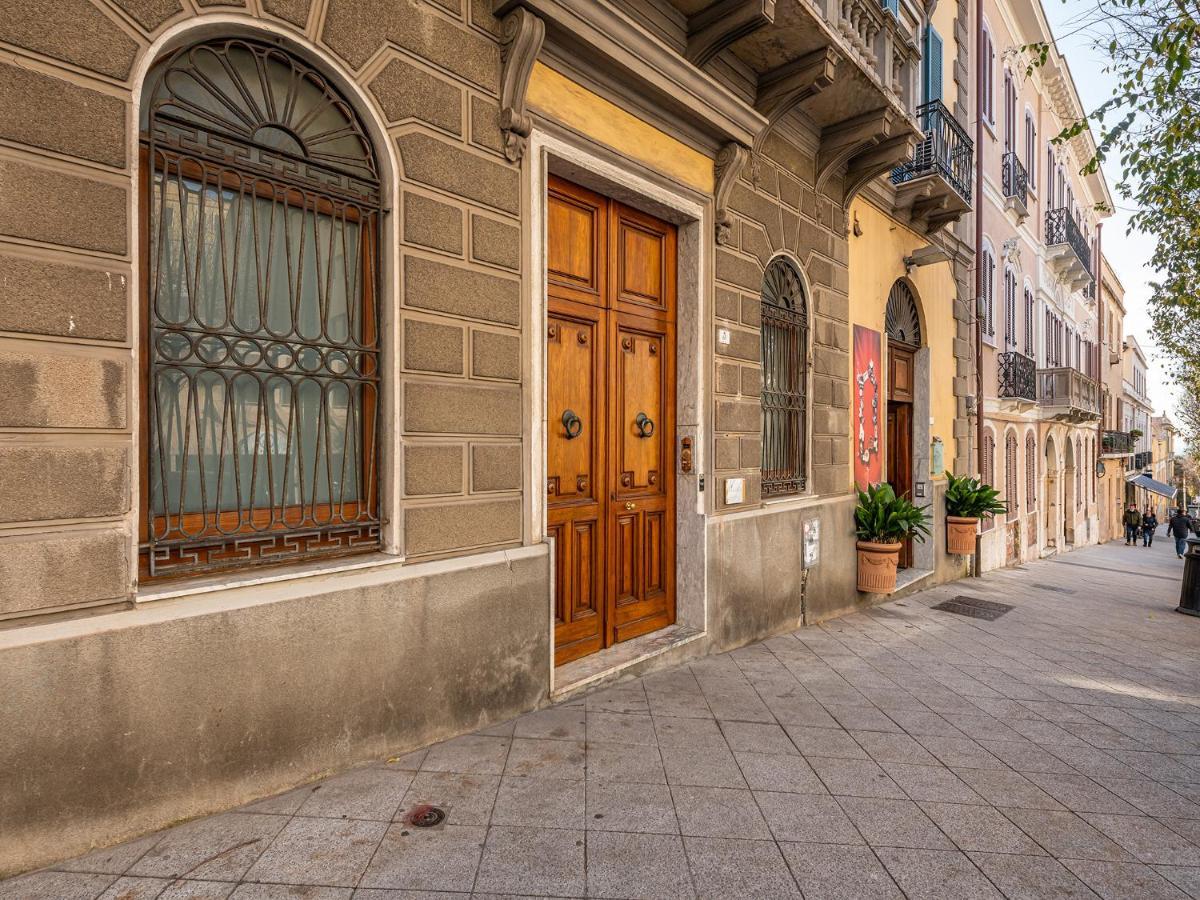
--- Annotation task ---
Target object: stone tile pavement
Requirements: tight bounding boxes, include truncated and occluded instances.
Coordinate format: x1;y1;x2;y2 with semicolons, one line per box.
5;539;1200;899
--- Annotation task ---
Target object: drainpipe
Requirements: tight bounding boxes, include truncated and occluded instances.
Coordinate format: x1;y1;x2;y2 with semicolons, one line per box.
1095;223;1104;449
974;0;984;578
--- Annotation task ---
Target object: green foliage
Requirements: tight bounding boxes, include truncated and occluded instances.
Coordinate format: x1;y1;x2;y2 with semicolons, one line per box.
854;483;931;545
1026;0;1200;404
1130;427;1144;439
943;472;1008;520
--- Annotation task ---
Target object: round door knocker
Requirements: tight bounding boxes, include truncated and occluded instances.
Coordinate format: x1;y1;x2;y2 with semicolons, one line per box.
562;409;583;439
634;412;655;438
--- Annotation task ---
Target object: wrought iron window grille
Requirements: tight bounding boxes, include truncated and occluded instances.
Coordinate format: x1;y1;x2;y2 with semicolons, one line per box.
761;258;809;497
141;38;383;579
998;351;1036;402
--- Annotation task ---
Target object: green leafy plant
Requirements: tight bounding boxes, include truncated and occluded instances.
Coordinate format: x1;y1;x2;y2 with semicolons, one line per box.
943;472;1007;520
854;483;931;545
1130;427;1144;439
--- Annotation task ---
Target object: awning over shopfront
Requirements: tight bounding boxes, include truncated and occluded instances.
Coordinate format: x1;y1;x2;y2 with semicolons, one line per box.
1127;473;1178;500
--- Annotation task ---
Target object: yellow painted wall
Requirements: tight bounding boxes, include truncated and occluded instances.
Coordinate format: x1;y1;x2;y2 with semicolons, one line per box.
847;199;959;487
526;62;714;194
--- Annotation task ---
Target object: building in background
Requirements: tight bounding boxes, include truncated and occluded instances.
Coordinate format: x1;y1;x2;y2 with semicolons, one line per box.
1122;335;1155;503
1097;255;1131;541
1149;415;1179;517
0;0;977;876
975;0;1111;568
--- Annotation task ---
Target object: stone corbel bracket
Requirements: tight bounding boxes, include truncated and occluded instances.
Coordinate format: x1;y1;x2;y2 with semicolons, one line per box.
753;47;840;152
499;7;546;163
687;0;777;68
815;107;919;207
713;141;751;245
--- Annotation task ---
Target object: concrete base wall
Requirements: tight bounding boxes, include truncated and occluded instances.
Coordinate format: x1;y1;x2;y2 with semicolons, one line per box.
0;550;549;877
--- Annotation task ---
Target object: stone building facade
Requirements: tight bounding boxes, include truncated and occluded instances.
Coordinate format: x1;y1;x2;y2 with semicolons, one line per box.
1;0;973;874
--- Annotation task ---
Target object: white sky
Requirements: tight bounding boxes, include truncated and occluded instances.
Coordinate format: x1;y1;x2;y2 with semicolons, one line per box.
1041;0;1179;424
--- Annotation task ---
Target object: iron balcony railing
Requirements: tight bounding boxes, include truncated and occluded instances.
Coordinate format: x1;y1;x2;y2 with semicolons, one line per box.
1102;430;1134;455
998;351;1036;401
1002;151;1028;201
1045;207;1092;276
1037;367;1100;417
1131;451;1152;471
891;100;973;204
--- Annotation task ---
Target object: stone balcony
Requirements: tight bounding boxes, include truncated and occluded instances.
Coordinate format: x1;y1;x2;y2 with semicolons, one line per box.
1045;207;1093;291
890;99;973;233
1037;366;1100;423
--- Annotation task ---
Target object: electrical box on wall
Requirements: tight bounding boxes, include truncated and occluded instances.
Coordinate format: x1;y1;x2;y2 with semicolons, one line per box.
724;477;744;505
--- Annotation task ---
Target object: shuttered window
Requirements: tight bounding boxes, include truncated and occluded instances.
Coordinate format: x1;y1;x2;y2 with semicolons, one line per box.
1023;286;1035;357
1004;267;1018;348
1006;433;1019;515
923;26;944;104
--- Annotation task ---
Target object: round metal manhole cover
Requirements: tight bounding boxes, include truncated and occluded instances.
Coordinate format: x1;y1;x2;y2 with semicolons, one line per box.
406;804;446;828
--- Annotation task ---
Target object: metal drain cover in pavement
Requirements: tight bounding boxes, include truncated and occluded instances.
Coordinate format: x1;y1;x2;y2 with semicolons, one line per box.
405;804;446;827
1031;583;1075;595
931;595;1014;621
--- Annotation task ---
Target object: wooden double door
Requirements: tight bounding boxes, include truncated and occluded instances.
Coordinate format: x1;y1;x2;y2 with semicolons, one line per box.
546;176;676;666
886;342;915;569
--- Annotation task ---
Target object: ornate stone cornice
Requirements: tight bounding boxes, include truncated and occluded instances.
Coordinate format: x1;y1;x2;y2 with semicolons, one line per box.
499;7;546;163
686;0;777;68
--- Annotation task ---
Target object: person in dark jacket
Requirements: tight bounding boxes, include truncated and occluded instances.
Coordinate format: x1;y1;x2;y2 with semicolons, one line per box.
1168;509;1193;558
1124;505;1142;545
1142;508;1158;546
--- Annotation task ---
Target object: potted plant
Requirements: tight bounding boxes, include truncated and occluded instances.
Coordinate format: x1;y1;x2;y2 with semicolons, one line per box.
1130;427;1144;440
943;472;1007;555
854;483;931;593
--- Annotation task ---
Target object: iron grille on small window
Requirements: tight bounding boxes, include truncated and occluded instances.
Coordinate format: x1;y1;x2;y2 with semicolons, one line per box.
141;39;382;579
760;258;808;497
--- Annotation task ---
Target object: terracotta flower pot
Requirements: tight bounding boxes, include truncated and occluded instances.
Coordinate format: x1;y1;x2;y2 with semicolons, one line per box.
946;515;979;555
856;540;901;593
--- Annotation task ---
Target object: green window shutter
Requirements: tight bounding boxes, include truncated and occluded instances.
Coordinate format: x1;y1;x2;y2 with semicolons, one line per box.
923;26;943;104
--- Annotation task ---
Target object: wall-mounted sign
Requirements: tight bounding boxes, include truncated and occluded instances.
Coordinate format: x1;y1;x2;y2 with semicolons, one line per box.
931;436;944;477
803;518;820;568
853;325;882;489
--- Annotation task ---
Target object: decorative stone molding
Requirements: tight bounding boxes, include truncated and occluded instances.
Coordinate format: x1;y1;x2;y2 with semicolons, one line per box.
686;0;777;68
713;141;751;245
499;7;546;163
754;47;840;141
816;107;919;208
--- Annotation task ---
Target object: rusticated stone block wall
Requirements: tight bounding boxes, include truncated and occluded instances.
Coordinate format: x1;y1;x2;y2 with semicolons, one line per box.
0;0;526;620
712;131;852;510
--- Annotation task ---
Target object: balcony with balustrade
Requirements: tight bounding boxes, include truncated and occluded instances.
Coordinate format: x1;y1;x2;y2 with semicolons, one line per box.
1037;367;1100;422
998;350;1037;409
1002;151;1029;222
1045;207;1093;291
890;99;974;233
1101;429;1134;458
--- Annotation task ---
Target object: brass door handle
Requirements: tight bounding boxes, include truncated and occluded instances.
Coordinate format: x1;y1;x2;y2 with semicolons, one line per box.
625;501;636;510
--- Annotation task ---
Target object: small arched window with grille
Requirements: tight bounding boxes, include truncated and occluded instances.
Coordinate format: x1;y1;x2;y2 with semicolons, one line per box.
1005;432;1018;516
140;38;382;579
760;257;809;497
1025;433;1036;509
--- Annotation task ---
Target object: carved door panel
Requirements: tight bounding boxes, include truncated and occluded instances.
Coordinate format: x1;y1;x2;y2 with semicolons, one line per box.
546;176;675;664
547;309;606;665
609;316;675;642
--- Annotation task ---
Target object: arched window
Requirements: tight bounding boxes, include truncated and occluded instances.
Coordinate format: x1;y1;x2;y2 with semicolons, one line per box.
1005;432;1018;516
1025;433;1036;509
1080;439;1089;508
981;241;996;340
1023;283;1035;357
982;430;996;531
1003;267;1017;348
885;279;922;347
760;257;809;497
141;38;382;579
1024;110;1036;189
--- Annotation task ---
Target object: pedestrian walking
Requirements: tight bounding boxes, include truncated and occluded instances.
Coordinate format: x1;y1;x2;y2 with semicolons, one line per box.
1124;504;1142;545
1142;508;1158;546
1168;509;1192;558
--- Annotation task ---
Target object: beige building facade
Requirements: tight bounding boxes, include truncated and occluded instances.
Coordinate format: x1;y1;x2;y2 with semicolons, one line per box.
0;0;981;875
1097;254;1130;542
973;0;1112;569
